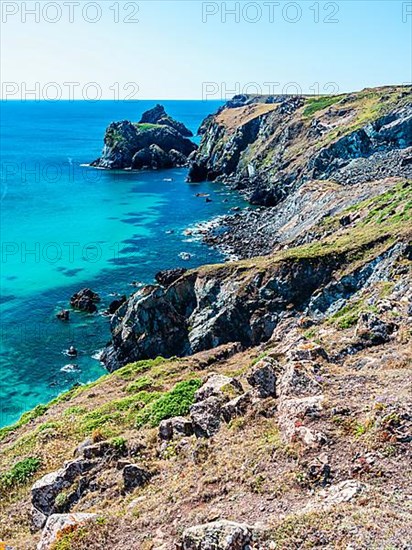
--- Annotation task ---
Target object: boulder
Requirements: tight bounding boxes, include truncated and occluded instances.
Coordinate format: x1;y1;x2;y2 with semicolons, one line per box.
132;144;173;170
169;148;190;166
278;395;324;445
195;375;243;403
190;396;225;438
277;361;321;397
122;464;151;491
288;343;328;362
355;312;396;345
31;469;67;519
158;416;194;441
70;288;100;313
246;359;277;398
181;520;253;550
31;459;97;529
221;392;252;423
320;479;364;506
37;513;97;550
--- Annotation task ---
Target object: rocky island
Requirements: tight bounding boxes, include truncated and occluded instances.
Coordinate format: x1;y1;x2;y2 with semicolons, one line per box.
1;86;411;550
90;104;197;170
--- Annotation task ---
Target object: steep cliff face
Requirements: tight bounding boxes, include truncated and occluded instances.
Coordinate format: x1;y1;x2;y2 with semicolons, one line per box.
1;90;411;550
188;86;412;205
102;181;411;372
90;106;197;170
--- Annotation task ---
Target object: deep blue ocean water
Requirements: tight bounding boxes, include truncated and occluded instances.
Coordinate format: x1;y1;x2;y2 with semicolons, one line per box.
0;100;246;428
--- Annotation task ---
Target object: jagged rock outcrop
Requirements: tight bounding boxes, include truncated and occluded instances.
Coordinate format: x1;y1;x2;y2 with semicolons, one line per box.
140;103;193;137
102;238;409;372
101;254;337;371
70;288;100;313
188;87;412;207
90;105;197;169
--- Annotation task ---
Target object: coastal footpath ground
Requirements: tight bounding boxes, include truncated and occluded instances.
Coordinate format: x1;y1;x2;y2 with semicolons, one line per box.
0;87;411;549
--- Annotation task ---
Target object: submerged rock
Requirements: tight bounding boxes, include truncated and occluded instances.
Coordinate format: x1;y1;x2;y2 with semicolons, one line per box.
107;295;127;315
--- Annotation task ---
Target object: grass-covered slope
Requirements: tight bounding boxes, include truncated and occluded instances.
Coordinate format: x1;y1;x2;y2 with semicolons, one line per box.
188;85;412;208
0;182;411;549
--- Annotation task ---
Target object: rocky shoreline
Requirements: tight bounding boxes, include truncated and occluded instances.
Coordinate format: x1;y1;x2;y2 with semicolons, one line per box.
1;86;411;550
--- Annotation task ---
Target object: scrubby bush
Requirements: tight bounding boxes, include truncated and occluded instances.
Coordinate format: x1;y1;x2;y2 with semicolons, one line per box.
135;379;202;427
0;456;41;489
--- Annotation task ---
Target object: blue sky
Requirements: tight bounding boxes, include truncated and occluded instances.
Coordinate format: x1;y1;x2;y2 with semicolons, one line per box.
1;0;411;99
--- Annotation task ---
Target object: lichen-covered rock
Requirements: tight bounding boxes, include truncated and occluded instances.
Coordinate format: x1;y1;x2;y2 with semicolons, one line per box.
278;395;324;446
37;513;97;550
246;359;277;398
221;392;252;423
195;374;243;402
31;459;97;529
31;469;67;521
277;361;321;397
288;342;328;362
101;252;339;371
190;396;225;438
158;416;194;441
188;88;411;209
181;520;253;550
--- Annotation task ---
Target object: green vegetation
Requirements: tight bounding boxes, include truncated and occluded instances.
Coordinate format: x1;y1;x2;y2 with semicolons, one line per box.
135;379;202;428
0;456;41;490
303;95;343;117
55;491;69;509
126;375;154;393
327;297;378;330
0;404;49;441
135;123;163;131
114;357;168;381
109;436;127;453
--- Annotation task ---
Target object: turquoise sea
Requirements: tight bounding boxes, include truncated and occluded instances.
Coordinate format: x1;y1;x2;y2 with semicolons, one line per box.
0;100;246;428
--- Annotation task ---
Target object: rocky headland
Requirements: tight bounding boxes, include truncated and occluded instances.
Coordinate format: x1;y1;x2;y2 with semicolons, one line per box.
1;86;411;550
189;85;412;258
90;104;197;170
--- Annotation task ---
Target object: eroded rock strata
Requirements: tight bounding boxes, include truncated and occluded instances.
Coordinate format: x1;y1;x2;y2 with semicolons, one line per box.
0;87;411;550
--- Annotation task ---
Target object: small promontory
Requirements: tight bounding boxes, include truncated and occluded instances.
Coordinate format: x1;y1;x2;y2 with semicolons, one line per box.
90;104;197;170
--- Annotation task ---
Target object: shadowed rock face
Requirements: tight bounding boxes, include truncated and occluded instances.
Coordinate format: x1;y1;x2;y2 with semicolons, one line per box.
188;86;412;205
101;235;410;372
90;105;197;169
